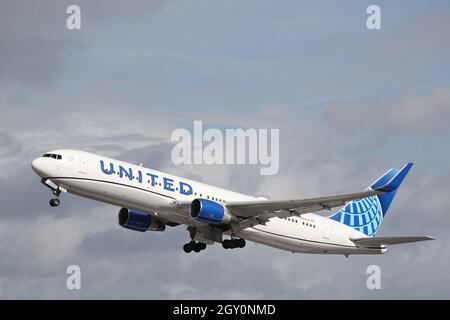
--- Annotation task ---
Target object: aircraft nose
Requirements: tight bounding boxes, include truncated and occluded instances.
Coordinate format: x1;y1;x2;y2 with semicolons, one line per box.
31;158;46;177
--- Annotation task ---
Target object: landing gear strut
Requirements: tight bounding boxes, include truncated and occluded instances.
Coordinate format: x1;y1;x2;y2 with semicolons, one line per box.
222;238;246;249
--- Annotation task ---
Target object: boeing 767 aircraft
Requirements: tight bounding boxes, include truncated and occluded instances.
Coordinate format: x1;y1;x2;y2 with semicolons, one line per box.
31;150;433;255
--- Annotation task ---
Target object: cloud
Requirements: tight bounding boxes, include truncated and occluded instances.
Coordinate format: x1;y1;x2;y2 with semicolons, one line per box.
0;130;21;157
366;11;450;68
325;87;450;137
0;0;164;91
0;1;80;90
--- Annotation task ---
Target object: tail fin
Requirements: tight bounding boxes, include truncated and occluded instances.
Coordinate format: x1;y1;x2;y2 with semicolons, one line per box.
329;163;413;237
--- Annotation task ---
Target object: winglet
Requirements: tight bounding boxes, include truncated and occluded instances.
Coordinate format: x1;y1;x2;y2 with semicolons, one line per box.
374;163;414;192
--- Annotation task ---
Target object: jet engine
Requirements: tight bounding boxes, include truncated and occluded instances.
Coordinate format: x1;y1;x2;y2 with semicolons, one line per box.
118;208;166;232
190;198;235;224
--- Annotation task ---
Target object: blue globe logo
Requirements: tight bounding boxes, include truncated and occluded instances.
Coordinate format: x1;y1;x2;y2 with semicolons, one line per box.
333;195;383;237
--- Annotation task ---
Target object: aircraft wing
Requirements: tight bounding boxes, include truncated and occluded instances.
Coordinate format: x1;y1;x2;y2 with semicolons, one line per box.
226;189;384;230
226;164;413;230
171;174;403;230
350;236;434;246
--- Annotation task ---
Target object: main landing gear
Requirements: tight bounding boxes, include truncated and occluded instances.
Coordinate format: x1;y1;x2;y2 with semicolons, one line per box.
183;241;207;253
222;238;246;249
183;227;208;253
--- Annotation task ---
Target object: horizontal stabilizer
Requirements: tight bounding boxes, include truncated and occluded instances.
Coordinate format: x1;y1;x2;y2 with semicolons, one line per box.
351;236;434;246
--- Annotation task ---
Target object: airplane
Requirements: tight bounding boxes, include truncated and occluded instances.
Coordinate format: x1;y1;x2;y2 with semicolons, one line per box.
31;149;433;255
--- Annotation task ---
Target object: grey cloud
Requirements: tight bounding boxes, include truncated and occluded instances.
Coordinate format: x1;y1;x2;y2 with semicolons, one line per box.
400;168;450;228
0;0;164;90
0;1;80;90
0;130;22;155
367;11;450;68
80;226;186;256
118;143;175;170
325;87;450;137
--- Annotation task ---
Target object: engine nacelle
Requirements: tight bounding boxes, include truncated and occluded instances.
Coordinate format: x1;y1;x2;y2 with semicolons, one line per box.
118;208;166;232
190;198;235;224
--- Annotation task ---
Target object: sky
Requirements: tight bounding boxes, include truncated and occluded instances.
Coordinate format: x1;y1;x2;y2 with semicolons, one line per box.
1;0;450;299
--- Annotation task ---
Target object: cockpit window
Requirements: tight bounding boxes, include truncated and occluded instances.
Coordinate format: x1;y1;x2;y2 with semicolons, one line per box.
43;153;62;160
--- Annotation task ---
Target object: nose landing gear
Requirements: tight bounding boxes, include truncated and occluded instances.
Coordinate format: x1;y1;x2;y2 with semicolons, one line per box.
41;179;62;208
49;187;62;207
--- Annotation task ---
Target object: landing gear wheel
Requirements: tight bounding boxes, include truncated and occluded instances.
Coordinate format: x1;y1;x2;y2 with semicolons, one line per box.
222;239;245;249
183;243;192;253
49;198;60;207
222;240;231;249
183;241;206;253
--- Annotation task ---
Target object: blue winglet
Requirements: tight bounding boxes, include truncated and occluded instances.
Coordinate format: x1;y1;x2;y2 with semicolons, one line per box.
374;163;414;192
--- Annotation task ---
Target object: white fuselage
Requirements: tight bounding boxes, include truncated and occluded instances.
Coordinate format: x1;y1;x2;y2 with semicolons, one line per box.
31;150;386;255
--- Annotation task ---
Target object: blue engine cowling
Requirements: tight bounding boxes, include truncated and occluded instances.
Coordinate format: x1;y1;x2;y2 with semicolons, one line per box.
190;199;234;224
118;208;165;232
